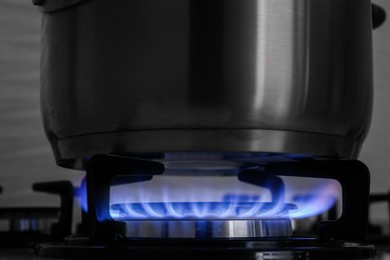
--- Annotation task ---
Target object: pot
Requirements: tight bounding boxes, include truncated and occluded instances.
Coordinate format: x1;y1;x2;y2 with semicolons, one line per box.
38;0;373;169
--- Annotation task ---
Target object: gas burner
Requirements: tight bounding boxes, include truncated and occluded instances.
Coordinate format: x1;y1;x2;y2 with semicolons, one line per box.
111;202;295;238
34;154;375;259
82;155;370;240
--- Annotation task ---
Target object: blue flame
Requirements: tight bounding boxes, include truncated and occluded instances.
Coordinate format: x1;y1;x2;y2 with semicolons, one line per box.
67;172;342;222
77;177;88;212
110;202;295;220
289;180;340;219
290;194;337;219
108;176;340;221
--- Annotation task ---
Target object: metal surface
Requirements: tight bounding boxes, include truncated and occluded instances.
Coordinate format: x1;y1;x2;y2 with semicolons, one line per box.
35;239;376;260
39;0;373;169
124;219;292;238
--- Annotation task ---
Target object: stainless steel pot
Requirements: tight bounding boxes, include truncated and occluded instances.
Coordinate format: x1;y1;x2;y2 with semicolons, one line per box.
37;0;373;169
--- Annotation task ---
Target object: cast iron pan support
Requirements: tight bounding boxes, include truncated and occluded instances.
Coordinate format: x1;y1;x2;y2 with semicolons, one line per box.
87;156;368;241
33;181;74;239
238;171;285;205
368;191;390;235
240;160;369;241
86;154;164;240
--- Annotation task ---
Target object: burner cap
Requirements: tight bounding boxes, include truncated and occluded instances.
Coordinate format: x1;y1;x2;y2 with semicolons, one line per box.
110;202;296;238
123;219;293;238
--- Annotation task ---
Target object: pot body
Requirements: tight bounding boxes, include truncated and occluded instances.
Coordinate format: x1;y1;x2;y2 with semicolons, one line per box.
40;0;373;169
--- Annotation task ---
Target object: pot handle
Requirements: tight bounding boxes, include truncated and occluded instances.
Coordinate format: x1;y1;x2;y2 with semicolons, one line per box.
373;3;386;29
32;0;90;13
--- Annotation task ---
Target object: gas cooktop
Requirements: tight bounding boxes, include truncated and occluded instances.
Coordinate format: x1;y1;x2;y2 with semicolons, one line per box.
2;154;387;260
